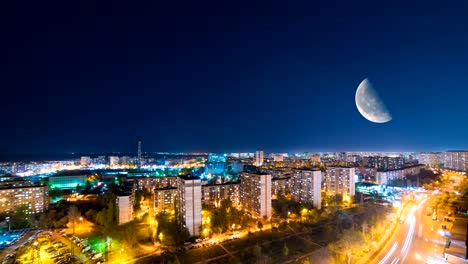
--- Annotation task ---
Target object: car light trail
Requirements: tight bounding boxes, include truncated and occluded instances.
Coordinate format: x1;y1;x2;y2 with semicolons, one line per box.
401;216;416;254
378;242;398;264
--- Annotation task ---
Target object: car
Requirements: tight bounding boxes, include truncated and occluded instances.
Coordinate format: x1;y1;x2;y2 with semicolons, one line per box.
92;253;103;260
45;247;55;253
49;252;61;258
82;246;91;252
56;259;68;264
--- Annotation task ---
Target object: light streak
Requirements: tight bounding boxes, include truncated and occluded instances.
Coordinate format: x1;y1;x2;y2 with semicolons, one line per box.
401;216;416;254
378;242;398;264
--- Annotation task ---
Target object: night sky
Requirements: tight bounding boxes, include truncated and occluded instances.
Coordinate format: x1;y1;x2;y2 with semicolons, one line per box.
3;1;468;155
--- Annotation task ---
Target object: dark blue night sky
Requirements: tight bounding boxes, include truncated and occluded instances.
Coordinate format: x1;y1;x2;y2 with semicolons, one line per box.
2;1;468;154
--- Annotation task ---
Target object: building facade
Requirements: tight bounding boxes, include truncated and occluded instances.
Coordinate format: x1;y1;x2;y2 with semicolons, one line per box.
255;150;264;166
201;182;240;206
48;174;88;190
444;151;468;172
375;164;425;185
0;177;48;214
116;194;134;225
240;172;272;218
418;152;443;168
291;169;322;209
80;156;92;167
131;176;178;192
271;177;291;198
323;167;355;197
109;156;120;167
176;176;202;236
364;156;405;171
154;187;177;213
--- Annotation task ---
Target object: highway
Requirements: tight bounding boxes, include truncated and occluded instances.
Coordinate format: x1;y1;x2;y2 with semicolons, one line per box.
372;195;447;264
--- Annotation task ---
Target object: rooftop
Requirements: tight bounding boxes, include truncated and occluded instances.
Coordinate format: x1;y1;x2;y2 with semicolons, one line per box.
178;175;200;181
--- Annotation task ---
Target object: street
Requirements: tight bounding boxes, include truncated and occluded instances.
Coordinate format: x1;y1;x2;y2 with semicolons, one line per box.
372;195;449;264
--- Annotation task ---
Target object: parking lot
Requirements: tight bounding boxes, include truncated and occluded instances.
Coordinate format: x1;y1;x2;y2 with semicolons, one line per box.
1;229;106;264
57;230;106;263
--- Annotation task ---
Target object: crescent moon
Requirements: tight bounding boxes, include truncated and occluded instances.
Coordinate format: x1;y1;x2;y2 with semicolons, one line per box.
355;78;392;123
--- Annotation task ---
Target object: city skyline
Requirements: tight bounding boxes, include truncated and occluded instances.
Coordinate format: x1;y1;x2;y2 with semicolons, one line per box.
3;2;468;154
3;2;468;264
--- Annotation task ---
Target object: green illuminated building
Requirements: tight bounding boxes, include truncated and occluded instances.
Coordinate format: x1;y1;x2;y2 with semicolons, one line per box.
49;174;87;190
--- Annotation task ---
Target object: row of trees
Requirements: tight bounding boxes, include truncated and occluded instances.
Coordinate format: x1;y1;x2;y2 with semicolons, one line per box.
272;194;322;220
202;199;252;235
325;204;389;264
156;212;189;245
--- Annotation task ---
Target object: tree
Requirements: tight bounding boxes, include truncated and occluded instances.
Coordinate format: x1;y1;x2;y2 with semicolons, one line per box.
11;205;31;230
38;213;50;229
68;205;80;234
257;221;263;230
156;212;188;245
84;180;92;193
134;190;142;212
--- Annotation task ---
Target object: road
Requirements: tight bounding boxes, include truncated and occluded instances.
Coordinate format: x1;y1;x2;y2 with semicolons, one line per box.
372;195;447;264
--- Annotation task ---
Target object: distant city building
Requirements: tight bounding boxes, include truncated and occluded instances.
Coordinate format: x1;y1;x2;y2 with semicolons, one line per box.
291;169;322;209
176;176;202;236
364;156;405;171
94;156;106;165
208;153;228;163
204;162;227;175
230;161;244;173
48;172;88;190
240;172;272;218
80;156;92;167
354;167;377;182
131;176;178;192
444;151;468;172
375;164;425;185
309;154;321;163
201;182;240;206
338;152;347;162
271;177;291;198
0;176;48;214
346;155;362;163
120;156;130;166
255;150;264;166
109;156;120;167
154;187;177;213
418;152;442;168
138;140;142;168
116;194;134;225
273;154;284;162
323;167;355;197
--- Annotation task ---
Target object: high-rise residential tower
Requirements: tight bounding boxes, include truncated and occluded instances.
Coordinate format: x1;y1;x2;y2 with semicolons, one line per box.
291;169;322;209
255;150;264;166
176;175;202;236
240;172;272;218
137;140;142;168
323;167;355;197
444;151;468;172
